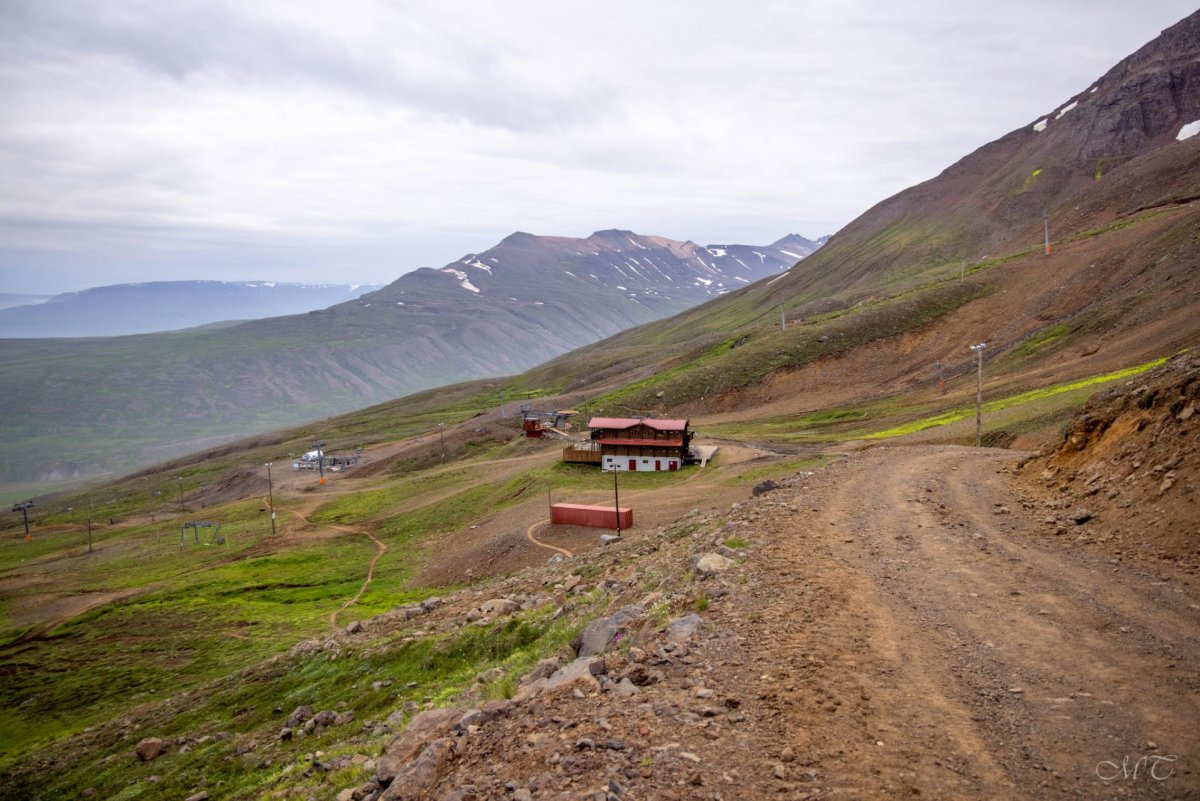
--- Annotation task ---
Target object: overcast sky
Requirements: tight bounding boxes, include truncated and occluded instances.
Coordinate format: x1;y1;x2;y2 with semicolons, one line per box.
1;1;1195;294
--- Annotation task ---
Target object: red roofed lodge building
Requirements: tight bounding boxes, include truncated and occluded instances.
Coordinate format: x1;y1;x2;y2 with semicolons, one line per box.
582;417;692;472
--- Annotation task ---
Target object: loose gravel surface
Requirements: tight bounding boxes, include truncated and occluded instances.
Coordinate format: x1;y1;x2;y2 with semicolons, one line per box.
703;444;1199;799
401;444;1198;800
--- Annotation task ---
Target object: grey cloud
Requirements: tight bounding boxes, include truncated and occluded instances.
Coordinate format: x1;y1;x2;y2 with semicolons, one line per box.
3;1;1198;296
0;0;614;133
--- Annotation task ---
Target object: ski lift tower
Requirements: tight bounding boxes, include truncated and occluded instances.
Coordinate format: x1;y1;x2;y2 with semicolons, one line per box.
11;500;33;539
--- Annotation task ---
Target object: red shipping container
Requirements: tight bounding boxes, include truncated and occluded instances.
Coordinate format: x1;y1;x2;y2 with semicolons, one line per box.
550;503;632;530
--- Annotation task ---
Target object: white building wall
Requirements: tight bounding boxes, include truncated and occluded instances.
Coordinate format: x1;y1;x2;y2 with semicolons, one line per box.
601;455;680;472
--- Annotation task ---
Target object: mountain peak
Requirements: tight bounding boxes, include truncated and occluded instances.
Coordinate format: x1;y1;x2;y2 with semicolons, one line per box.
770;233;829;249
1015;9;1200;169
498;231;540;245
586;228;642;245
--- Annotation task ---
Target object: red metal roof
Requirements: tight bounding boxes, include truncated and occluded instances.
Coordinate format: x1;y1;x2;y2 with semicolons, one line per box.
588;417;689;431
598;438;684;447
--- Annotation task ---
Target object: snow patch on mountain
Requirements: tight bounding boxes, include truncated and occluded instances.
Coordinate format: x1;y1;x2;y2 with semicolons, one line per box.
1177;119;1200;141
441;268;481;293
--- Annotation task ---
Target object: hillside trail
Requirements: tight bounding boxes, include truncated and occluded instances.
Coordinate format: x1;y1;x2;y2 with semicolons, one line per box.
694;444;1199;799
327;520;387;631
271;503;387;632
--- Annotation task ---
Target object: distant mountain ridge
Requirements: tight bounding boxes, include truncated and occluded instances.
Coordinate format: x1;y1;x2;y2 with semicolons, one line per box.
366;229;814;314
0;293;51;311
0;281;381;338
0;230;820;485
769;234;830;260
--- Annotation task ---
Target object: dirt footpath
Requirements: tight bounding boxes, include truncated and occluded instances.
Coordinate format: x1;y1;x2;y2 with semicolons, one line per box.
703;444;1199;799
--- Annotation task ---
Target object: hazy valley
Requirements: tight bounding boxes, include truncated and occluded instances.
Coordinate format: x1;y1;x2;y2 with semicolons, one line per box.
0;282;383;339
0;233;816;493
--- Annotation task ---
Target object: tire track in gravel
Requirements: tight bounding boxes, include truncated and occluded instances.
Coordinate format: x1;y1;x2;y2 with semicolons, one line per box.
717;444;1199;799
806;445;1200;799
772;448;1013;798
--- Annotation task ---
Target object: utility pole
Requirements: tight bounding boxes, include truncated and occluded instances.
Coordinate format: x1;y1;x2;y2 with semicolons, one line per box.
313;440;327;484
11;500;33;540
265;462;277;537
969;343;988;446
438;423;446;460
176;477;185;515
1043;210;1052;255
612;466;622;538
780;303;786;331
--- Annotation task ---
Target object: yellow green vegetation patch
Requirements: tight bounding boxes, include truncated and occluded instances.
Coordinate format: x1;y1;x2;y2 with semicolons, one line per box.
1012;323;1070;359
858;356;1169;440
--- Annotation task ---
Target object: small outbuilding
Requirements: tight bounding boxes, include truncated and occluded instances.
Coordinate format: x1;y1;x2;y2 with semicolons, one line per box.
550;502;632;530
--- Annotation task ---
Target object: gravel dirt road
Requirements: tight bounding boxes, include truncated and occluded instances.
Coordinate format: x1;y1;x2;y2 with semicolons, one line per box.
405;443;1198;801
710;444;1199;799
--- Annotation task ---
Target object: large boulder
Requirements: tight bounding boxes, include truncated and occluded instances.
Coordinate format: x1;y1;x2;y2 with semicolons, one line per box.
752;480;779;496
286;704;314;728
667;614;704;643
480;598;520;616
379;738;457;801
376;707;465;783
693;553;734;576
577;617;619;657
542;657;607;696
526;657;561;682
575;605;643;657
135;737;164;761
466;598;521;622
